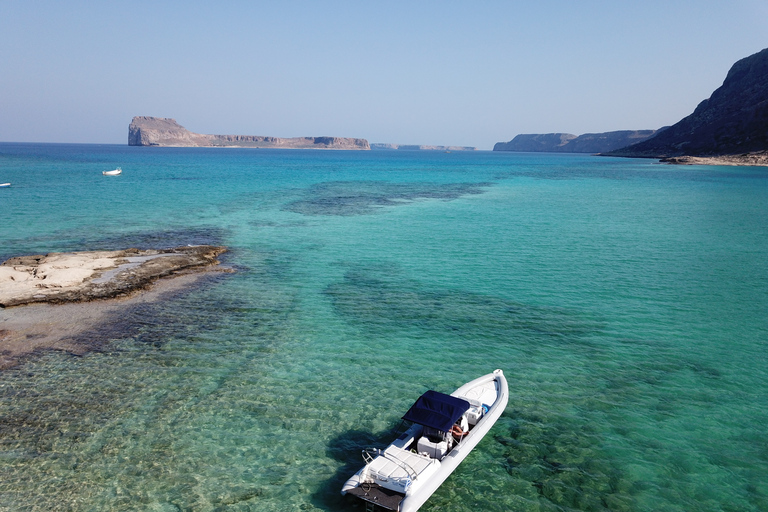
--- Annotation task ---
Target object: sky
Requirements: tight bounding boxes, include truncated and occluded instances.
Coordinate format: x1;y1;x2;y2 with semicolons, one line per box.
1;1;767;149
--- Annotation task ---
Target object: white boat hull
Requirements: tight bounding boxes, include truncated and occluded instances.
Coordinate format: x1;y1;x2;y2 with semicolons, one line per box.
103;168;122;176
342;369;508;512
0;183;10;187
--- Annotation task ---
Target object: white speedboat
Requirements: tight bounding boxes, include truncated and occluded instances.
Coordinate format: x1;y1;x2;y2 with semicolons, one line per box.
0;183;10;187
341;369;508;512
103;167;122;176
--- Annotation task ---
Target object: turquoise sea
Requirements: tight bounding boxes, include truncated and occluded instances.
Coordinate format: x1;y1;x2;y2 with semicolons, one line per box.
0;143;766;512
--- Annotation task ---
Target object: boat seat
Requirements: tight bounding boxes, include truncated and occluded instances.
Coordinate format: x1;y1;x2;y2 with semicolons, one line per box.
366;445;435;493
417;435;449;459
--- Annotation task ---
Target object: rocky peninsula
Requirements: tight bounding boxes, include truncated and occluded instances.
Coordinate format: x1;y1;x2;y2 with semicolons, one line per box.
128;117;370;150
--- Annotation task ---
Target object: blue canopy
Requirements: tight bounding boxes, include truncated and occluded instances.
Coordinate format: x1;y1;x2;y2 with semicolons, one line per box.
402;390;471;432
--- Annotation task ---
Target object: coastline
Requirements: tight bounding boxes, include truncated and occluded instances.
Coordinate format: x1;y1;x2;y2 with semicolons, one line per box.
0;268;229;370
659;152;768;167
0;245;226;308
0;246;230;370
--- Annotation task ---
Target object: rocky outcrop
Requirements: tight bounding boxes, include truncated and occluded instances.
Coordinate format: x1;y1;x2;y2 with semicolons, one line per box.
0;245;227;308
128;116;211;146
607;47;768;158
493;130;657;153
128;117;370;150
371;143;476;151
658;152;768;166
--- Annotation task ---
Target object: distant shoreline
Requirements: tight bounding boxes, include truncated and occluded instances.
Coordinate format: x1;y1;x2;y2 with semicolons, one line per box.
601;152;768;167
657;152;768;167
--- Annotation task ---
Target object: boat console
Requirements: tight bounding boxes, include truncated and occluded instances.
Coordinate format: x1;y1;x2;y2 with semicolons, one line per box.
462;398;486;426
417;431;449;459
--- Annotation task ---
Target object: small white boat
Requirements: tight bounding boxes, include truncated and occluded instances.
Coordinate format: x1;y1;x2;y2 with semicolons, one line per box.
341;369;508;512
103;167;122;176
0;183;10;187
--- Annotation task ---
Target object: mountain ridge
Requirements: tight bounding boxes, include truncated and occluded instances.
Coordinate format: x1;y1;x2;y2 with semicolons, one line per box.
607;47;768;158
493;130;657;153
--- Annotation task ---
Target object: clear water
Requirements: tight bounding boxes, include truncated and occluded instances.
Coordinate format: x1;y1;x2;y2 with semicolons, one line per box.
1;143;767;511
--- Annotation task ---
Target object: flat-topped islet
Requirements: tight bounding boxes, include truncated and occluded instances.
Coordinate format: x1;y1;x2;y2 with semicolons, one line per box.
128;117;370;150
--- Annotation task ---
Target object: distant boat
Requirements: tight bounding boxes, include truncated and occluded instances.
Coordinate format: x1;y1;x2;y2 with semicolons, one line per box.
103;168;122;176
0;183;10;187
342;369;508;512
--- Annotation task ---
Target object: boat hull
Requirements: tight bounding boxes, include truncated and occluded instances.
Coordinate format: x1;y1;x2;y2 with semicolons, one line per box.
342;369;508;512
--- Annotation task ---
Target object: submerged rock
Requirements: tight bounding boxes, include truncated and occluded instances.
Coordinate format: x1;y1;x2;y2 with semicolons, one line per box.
0;245;227;308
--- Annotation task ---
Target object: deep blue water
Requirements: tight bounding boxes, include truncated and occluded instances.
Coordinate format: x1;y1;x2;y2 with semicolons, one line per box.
1;143;767;511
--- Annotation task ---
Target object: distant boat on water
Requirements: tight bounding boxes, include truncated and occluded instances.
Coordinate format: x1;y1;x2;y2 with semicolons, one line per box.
0;183;10;187
103;168;122;176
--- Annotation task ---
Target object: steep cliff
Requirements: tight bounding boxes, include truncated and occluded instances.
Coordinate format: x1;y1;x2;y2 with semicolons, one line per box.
608;47;768;157
128;117;370;150
494;131;656;153
128;117;210;146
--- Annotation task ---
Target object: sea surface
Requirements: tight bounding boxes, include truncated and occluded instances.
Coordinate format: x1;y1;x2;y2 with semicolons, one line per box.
0;143;766;512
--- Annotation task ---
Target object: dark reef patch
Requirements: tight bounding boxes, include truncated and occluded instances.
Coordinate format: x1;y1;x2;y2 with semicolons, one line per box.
0;227;230;265
493;411;636;511
284;181;491;216
82;227;229;252
323;263;602;348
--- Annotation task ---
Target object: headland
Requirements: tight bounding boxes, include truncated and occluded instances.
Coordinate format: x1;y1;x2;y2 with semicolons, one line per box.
604;47;768;164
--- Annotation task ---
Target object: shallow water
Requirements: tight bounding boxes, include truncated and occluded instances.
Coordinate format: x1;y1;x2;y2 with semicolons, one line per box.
1;144;767;511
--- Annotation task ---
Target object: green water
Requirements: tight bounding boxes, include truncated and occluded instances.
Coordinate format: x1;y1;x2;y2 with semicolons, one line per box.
0;145;766;511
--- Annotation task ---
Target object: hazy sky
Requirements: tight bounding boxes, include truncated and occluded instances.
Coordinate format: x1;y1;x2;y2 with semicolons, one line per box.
2;1;767;149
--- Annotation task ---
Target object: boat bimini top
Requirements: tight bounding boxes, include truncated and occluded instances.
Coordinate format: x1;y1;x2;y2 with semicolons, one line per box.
402;390;470;432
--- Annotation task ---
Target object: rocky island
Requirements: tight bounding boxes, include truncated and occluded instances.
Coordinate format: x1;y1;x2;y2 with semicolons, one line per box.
128;117;370;150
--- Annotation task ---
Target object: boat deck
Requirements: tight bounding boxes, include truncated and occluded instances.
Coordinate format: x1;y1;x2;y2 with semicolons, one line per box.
457;379;497;404
345;482;404;511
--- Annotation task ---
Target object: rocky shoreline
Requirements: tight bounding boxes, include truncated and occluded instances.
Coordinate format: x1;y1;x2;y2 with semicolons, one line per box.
659;152;768;167
0;245;229;370
0;245;227;308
